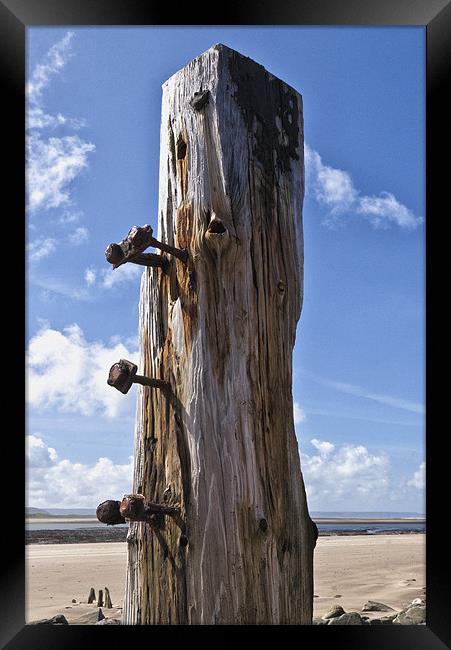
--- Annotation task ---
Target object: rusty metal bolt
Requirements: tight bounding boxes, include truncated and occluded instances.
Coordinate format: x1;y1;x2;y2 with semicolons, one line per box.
105;243;125;267
97;493;181;528
119;494;180;522
119;494;147;521
96;500;126;526
107;359;169;395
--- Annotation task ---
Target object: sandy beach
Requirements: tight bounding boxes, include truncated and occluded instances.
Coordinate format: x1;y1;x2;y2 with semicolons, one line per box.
26;533;425;623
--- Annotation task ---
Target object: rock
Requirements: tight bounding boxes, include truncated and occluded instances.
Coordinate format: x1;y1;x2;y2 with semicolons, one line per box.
29;614;69;625
73;608;106;624
312;617;329;625
327;612;363;625
322;605;345;620
411;598;425;606
380;614;397;624
393;604;426;625
72;599;77;603
334;594;342;598
97;618;121;625
362;600;395;612
369;616;395;625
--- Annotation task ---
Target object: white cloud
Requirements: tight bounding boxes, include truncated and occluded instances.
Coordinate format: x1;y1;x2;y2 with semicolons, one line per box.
58;210;81;225
26;434;58;467
301;438;389;508
314;375;424;415
26;33;95;218
82;263;142;290
85;267;97;286
27;237;57;262
293;401;306;424
27;133;95;212
26;32;85;133
68;226;89;245
26;323;139;418
100;264;142;289
27;106;86;131
304;144;422;230
26;435;134;508
27;32;74;106
408;462;425;490
310;438;334;456
305;145;357;213
357;192;422;230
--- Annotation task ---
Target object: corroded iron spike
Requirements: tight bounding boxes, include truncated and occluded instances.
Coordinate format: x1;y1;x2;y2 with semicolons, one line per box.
119;494;147;521
127;252;170;272
107;359;169;395
119;494;180;522
107;359;137;394
105;243;125;268
148;236;189;264
96;500;126;526
105;223;188;269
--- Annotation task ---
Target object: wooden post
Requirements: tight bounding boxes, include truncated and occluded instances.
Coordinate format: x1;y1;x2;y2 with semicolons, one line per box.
123;43;314;625
105;587;113;609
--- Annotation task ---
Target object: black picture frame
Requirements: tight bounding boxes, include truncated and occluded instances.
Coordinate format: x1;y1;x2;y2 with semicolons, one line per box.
3;1;449;648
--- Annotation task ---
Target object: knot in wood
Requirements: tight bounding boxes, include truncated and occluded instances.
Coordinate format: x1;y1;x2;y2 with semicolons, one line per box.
204;212;230;253
277;280;286;294
189;89;210;111
258;517;268;532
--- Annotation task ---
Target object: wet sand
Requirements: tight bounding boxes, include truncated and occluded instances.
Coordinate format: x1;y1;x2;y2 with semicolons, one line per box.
26;533;425;623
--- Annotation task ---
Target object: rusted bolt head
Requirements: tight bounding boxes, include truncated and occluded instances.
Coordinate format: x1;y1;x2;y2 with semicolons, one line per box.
105;243;124;267
127;224;152;248
96;500;126;526
119;494;147;521
107;359;138;394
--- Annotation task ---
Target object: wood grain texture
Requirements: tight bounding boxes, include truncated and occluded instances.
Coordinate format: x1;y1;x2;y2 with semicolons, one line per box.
123;44;314;625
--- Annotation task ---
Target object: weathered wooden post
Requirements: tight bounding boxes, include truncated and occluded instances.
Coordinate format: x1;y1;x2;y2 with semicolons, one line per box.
121;43;314;624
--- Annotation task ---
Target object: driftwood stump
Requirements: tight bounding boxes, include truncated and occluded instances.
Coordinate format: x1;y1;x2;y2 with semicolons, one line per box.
123;43;314;625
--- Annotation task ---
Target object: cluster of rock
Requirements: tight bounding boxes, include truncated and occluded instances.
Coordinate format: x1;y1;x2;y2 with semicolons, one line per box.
29;608;122;625
313;598;426;625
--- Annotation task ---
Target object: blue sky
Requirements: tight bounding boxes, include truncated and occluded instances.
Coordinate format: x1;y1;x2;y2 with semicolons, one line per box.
26;27;425;512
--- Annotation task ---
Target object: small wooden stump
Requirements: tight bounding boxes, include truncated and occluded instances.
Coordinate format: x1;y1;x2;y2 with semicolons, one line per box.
97;589;104;608
105;587;113;609
87;587;96;604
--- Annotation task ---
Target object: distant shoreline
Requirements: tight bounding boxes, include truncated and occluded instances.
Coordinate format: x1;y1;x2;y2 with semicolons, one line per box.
26;527;425;545
26;516;426;525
